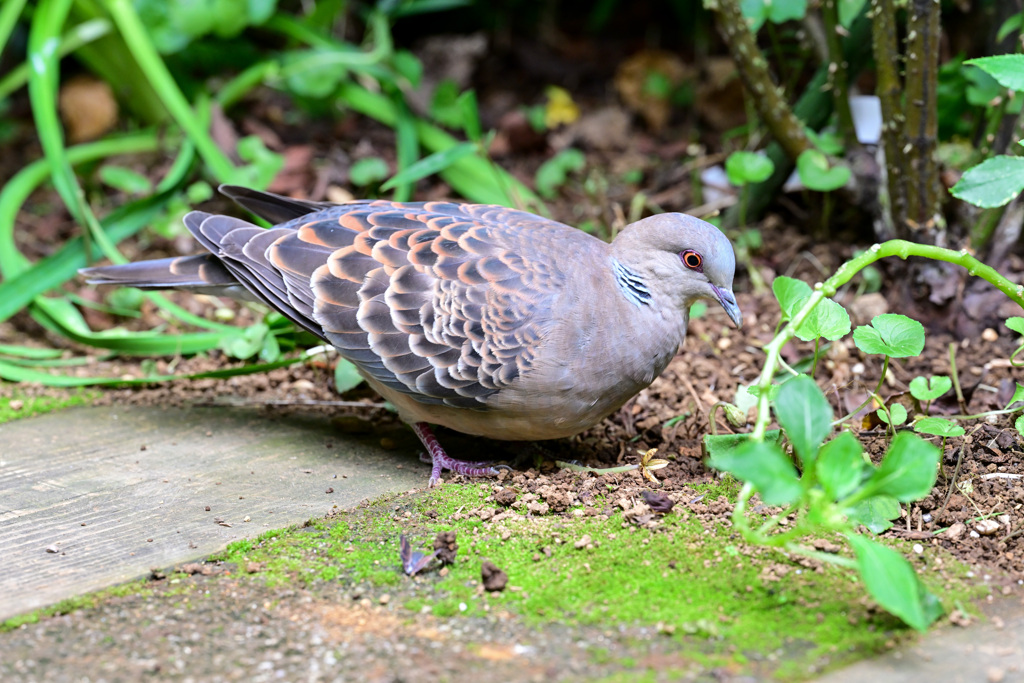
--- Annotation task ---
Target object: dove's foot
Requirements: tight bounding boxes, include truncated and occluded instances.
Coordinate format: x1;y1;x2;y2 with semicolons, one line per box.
412;422;508;487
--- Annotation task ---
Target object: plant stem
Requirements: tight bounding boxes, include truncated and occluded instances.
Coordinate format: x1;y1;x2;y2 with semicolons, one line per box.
949;342;967;412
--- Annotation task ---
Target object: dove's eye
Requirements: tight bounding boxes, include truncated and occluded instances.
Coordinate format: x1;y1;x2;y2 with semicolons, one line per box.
681;250;703;272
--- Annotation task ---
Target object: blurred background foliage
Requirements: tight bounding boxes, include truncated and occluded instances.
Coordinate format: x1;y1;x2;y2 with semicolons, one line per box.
0;0;1022;385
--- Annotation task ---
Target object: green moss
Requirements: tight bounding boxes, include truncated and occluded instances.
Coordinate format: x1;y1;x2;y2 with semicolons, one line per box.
1;579;151;632
207;482;981;679
0;389;98;424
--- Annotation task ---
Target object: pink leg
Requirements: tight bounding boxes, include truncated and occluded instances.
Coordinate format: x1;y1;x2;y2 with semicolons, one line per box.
411;422;506;487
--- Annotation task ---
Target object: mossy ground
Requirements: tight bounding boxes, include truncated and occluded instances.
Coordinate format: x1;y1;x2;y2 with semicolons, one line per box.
0;388;97;424
209;481;985;680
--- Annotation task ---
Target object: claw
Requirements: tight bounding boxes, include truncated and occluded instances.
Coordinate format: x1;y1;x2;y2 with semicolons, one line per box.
411;422;510;486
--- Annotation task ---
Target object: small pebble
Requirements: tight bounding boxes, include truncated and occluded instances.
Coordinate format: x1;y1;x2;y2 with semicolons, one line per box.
379;594;390;605
912;543;923;555
975;519;1000;536
9;399;23;411
981;328;998;342
574;534;592;550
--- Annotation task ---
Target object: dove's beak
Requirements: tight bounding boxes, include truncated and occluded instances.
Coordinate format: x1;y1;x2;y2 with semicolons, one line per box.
712;285;743;328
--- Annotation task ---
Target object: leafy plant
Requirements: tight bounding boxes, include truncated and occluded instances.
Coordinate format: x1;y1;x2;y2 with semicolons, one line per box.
704;239;1024;631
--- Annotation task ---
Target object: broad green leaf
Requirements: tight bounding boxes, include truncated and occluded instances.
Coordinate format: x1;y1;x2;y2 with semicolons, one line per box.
334;359;365;394
283;49;348;98
816;431;865;500
706;439;801;506
774;375;833;467
909;375;952;402
847;494;901;533
391;50;423;88
852;314;926;358
772;276;812;321
795;296;852;342
535;148;586;198
1016;414;1024;438
767;0;807;23
951;155;1024;208
381;142;476;191
350;157;390;187
997;13;1024;43
1006;317;1024;336
846;534;942;632
99;165;153;194
429;78;463;128
866;433;940;502
796;149;850;192
965;54;1024;92
1007;383;1024;410
838;0;867;27
876;403;908;426
702;430;784;460
458;90;482;142
739;0;768;32
219;323;270;360
725;151;775;186
913;417;965;438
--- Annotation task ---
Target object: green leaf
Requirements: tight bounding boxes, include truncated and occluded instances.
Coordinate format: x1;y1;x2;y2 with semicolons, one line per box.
950;155;1024;208
350;157;390;187
838;0;868;27
866;433;940;502
796;149;851;192
702;430;784;460
99;165;153;194
1007;383;1024;410
1006;317;1024;336
429;78;463;128
380;142;476;191
846;534;942;632
909;375;952;402
847;495;901;533
816;431;866;500
767;0;807;23
334;359;365;394
876;403;907;426
458;90;482;142
1015;414;1024;438
997;13;1024;43
965;54;1024;92
219;323;270;360
535;148;586;199
283;49;348;99
738;0;768;32
913;417;965;438
852;314;926;358
725;151;775;186
772;276;813;321
795;296;852;342
706;439;801;506
774;375;833;467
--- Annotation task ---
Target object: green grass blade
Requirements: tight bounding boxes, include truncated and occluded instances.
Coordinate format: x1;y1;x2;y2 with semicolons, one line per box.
104;0;237;181
0;344;65;360
0;355;304;387
0;189;169;324
380;141;476;191
0;131;160;279
0;17;111;101
0;0;27;58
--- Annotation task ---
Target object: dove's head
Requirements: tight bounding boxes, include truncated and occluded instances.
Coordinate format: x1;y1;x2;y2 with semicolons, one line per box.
611;213;742;328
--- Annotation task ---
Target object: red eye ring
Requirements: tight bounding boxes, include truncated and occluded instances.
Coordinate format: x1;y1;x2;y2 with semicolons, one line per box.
681;250;703;271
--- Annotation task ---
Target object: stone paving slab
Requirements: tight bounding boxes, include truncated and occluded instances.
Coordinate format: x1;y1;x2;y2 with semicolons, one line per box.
814;596;1024;683
0;406;423;621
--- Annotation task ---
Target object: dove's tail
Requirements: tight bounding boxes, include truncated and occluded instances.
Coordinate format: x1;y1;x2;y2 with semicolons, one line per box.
78;252;254;299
